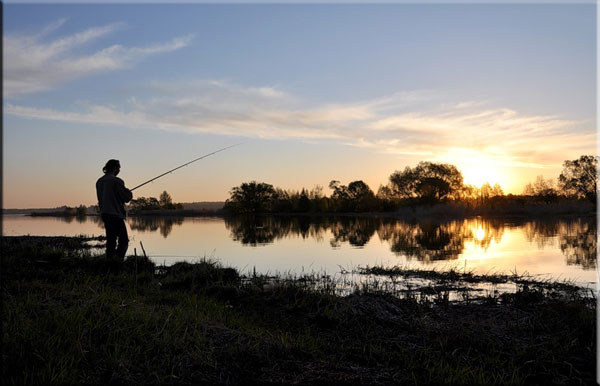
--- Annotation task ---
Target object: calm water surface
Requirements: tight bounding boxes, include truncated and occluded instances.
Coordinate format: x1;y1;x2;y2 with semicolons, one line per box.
3;214;597;287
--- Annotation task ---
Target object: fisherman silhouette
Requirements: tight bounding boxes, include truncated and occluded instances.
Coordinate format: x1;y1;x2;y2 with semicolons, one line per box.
96;159;133;259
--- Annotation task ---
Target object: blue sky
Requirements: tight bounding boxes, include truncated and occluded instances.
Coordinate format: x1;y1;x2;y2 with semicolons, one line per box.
3;3;596;207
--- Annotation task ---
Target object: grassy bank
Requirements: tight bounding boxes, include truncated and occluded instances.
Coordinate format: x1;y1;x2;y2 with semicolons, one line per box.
2;236;596;385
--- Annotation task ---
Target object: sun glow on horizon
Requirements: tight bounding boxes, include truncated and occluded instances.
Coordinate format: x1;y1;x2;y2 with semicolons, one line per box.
441;148;509;190
461;163;504;188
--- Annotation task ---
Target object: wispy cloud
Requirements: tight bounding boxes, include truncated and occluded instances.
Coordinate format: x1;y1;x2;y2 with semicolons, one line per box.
357;106;593;168
5;79;595;169
4;20;193;97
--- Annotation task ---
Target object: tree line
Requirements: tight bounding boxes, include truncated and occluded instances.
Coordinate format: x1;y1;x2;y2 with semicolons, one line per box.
128;191;184;212
224;155;598;214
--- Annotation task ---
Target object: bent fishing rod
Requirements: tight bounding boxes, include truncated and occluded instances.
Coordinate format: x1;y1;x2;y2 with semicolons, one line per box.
130;143;242;192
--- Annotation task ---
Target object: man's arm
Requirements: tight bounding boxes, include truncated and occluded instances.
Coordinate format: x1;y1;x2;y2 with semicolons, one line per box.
117;179;133;203
123;187;133;203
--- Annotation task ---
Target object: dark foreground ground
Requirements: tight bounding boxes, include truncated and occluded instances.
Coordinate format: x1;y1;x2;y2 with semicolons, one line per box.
2;236;596;385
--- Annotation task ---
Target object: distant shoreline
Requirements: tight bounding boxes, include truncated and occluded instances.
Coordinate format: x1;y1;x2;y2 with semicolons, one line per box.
2;201;226;216
5;198;596;219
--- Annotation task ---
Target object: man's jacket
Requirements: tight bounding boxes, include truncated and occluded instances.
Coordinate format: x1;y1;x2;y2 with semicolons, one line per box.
96;174;133;219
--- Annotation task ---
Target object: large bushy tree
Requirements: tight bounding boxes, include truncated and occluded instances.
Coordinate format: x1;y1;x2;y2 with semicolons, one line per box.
388;162;464;202
558;155;598;203
225;181;278;213
329;180;376;212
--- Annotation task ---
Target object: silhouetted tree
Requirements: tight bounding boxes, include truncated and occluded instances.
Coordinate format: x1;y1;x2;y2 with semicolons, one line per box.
329;180;348;200
329;180;350;211
60;206;76;216
480;182;493;200
376;184;394;200
309;185;329;212
386;167;417;199
558;155;598;203
347;180;376;211
388;162;464;203
459;184;478;200
75;205;87;217
298;189;311;212
225;181;278;213
492;183;504;197
417;177;451;202
329;180;376;212
523;176;558;203
376;184;397;210
159;191;174;209
129;193;182;212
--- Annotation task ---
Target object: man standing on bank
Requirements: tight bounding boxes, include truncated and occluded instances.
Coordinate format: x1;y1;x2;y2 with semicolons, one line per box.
96;159;133;259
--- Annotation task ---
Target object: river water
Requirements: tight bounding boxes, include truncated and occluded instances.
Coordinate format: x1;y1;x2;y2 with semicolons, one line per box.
3;214;597;287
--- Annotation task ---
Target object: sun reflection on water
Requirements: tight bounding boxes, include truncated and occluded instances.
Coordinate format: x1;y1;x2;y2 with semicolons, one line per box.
475;227;485;241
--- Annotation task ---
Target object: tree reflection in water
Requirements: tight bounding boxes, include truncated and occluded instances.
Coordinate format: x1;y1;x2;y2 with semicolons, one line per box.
127;216;185;238
519;217;596;270
559;219;596;270
329;217;379;248
87;216;103;226
224;215;597;269
468;218;505;251
225;216;284;246
60;215;596;269
224;216;332;246
522;220;561;249
377;220;470;262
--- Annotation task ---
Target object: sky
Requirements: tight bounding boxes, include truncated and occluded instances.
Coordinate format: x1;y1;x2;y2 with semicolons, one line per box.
3;3;596;208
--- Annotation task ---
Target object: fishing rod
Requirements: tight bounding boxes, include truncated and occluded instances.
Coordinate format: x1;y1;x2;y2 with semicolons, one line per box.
130;143;242;191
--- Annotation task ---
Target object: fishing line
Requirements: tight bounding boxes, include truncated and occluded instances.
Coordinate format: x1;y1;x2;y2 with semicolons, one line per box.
130;143;243;191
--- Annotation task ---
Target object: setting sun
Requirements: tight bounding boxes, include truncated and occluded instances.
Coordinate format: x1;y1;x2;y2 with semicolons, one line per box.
441;148;507;189
461;164;503;187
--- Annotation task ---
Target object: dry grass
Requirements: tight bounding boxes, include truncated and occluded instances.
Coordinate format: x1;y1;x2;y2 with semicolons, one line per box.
2;236;596;385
